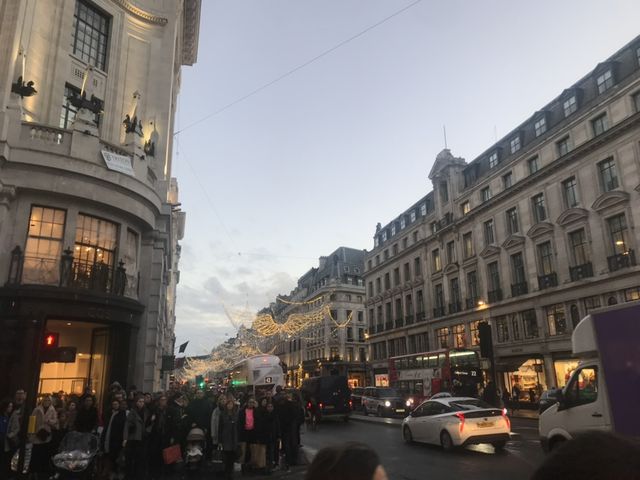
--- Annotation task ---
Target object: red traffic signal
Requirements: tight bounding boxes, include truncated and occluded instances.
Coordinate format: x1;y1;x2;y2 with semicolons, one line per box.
43;332;59;348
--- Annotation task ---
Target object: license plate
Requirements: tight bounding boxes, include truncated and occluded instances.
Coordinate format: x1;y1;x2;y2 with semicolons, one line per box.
477;421;494;428
323;405;334;409
395;409;405;413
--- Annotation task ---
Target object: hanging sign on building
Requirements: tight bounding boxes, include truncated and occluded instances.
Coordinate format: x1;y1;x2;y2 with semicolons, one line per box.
101;150;135;176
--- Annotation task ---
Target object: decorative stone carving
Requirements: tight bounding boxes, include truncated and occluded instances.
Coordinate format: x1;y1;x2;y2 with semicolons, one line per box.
527;222;554;239
502;234;526;250
591;191;629;213
556;208;589;227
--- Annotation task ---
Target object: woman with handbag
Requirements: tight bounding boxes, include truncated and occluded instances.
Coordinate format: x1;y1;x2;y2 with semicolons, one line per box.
217;397;239;480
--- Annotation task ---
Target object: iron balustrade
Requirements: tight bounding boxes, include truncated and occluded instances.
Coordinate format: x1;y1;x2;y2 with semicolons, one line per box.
488;289;503;303
448;302;462;314
511;282;529;297
569;262;593;281
433;306;446;318
6;246;131;297
607;250;636;272
538;272;558;290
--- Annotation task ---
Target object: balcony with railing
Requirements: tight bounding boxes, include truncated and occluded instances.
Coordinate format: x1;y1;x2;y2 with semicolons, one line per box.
395;317;404;328
538;272;558;290
415;311;426;322
608;250;636;272
385;321;393;331
448;301;462;314
405;314;414;326
5;246;136;299
511;282;528;297
433;306;446;318
488;288;503;303
465;297;479;310
569;262;593;281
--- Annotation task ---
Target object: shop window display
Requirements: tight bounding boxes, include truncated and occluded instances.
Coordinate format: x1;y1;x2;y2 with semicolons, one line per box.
504;358;546;402
554;359;580;388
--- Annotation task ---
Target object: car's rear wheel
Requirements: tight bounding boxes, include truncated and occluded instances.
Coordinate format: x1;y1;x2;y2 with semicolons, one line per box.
362;405;368;416
440;430;454;451
403;426;413;444
492;440;507;452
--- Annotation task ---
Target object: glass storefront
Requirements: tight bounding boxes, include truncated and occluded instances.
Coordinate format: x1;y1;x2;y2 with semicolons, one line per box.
374;374;389;387
553;359;580;389
503;358;546;402
39;319;110;406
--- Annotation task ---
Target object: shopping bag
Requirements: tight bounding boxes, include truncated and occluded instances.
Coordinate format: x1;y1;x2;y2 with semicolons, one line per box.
162;444;182;465
212;446;225;472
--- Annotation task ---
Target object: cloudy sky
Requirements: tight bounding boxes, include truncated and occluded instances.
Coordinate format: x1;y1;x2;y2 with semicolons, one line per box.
172;0;640;355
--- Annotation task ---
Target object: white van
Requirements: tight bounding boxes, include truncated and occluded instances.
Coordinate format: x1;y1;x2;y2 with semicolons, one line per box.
538;301;640;451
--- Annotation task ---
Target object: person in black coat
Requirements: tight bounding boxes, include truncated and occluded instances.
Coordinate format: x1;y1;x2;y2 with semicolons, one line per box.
75;395;99;433
278;394;299;470
258;401;280;472
101;399;127;478
149;394;178;479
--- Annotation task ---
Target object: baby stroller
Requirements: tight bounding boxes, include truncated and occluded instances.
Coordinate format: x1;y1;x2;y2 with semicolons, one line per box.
184;427;206;472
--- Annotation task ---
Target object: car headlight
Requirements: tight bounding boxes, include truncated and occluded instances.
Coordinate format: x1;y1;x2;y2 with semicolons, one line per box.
406;399;413;407
384;400;391;407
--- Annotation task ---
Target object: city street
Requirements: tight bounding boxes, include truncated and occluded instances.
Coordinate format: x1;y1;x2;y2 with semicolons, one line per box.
288;414;544;480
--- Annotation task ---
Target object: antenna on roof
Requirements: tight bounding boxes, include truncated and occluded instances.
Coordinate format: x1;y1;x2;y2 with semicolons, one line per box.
443;125;448;149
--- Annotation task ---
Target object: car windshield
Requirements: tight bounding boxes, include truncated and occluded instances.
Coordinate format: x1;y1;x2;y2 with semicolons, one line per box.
377;388;400;397
448;399;492;411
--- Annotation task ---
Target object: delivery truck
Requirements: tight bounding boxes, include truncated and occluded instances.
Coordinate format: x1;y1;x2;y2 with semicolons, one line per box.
539;300;640;451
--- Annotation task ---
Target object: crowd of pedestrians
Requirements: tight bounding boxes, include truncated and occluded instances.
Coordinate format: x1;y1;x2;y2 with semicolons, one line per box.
0;383;306;479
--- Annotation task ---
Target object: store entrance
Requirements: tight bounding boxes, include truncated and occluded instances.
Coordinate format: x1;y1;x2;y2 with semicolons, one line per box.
39;320;111;406
502;357;546;404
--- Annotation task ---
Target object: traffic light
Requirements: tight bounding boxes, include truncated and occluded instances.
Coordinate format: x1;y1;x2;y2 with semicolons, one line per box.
41;331;76;363
195;375;204;389
44;332;59;348
478;322;493;358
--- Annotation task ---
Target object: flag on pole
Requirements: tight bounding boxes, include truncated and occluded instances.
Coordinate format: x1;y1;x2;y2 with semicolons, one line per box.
178;341;189;353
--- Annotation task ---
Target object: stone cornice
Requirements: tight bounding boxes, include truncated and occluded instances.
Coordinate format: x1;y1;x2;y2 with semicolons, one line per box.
111;0;168;25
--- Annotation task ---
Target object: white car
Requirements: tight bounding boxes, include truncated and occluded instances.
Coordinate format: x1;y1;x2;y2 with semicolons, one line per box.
402;397;511;451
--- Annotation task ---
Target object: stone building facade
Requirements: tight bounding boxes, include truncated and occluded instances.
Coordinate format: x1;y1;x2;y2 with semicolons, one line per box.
0;0;200;401
364;36;640;397
261;247;368;388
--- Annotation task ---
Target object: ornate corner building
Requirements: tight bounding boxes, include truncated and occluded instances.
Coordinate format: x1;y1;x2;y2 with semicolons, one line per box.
0;0;201;401
364;36;640;396
260;247;368;388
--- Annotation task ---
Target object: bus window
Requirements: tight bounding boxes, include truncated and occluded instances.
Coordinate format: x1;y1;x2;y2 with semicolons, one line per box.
438;353;447;367
427;355;438;367
399;358;408;370
449;350;478;367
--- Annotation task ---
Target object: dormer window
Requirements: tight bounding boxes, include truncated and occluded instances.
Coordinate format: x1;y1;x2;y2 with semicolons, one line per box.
410;211;416;222
440;182;449;203
382;231;387;242
400;217;406;229
391;224;396;236
420;203;427;216
596;70;614;94
534;116;547;137
488;151;499;168
509;136;521;154
563;95;577;117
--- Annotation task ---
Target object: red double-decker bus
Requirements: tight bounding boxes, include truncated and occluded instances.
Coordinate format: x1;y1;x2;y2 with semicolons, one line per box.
388;348;482;404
